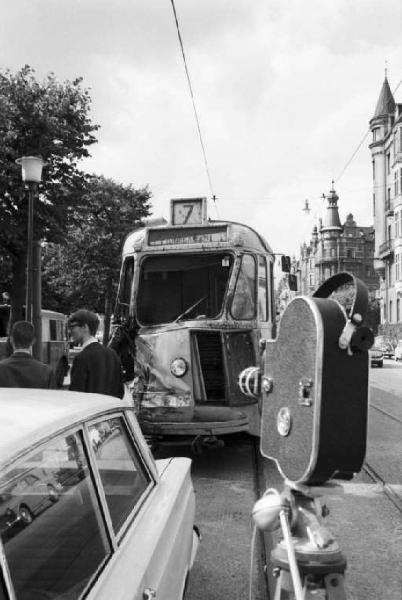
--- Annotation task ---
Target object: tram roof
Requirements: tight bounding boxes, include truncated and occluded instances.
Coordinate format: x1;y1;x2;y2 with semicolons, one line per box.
122;219;273;256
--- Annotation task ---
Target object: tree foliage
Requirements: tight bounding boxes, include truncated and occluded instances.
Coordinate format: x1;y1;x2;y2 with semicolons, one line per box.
0;65;99;321
42;175;151;341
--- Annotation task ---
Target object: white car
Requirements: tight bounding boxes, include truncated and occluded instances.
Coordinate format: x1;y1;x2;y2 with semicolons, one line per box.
0;389;199;600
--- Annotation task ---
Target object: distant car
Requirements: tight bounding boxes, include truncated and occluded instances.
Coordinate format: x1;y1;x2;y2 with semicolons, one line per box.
394;341;402;362
369;346;384;368
0;389;199;600
0;468;61;531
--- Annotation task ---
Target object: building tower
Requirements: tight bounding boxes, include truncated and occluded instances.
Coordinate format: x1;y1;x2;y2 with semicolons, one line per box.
369;74;402;324
297;185;377;295
315;183;343;283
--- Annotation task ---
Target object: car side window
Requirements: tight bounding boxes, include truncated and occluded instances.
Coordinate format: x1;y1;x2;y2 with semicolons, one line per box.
89;417;152;535
0;431;111;600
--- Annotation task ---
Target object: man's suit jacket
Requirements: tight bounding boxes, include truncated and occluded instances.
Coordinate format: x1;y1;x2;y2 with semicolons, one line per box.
70;342;124;399
0;352;57;389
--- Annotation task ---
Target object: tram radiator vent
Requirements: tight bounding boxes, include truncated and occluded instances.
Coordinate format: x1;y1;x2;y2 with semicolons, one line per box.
195;331;225;402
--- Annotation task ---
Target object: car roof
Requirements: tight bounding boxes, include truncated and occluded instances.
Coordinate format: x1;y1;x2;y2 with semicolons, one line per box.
0;389;132;464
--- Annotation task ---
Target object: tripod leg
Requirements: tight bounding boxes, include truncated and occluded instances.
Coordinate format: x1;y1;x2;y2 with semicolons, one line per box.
274;571;298;599
323;573;347;599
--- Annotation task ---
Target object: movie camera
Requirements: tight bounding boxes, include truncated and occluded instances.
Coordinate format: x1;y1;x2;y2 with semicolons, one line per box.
239;272;374;599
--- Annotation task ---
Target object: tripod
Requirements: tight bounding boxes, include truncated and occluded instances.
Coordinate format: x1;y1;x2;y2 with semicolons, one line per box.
253;482;347;599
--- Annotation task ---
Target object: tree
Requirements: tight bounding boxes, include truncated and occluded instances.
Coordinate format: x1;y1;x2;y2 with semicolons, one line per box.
42;175;151;342
0;65;99;322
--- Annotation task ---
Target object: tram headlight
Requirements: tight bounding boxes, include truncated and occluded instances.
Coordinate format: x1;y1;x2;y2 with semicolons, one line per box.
170;357;188;377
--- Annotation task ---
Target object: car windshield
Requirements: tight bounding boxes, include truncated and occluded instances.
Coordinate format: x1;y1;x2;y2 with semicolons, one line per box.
136;253;234;325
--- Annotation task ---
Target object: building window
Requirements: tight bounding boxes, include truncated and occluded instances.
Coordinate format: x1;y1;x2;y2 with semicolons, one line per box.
373;193;375;217
396;211;400;239
389;300;393;322
397;298;400;322
330;248;335;257
309;273;314;287
395;171;398;196
387;152;391;174
373;128;379;142
396;253;400;281
372;159;376;180
346;248;354;258
388;224;392;241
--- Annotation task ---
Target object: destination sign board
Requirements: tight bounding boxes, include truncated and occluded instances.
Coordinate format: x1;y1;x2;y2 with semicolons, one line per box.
148;226;228;246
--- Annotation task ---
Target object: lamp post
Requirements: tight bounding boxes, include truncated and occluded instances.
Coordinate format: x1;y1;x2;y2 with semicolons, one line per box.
15;156;46;360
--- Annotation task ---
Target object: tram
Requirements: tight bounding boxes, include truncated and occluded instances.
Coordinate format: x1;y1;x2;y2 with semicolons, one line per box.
112;197;279;446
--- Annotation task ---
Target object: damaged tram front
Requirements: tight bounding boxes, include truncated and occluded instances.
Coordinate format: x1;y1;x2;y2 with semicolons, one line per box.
113;198;276;445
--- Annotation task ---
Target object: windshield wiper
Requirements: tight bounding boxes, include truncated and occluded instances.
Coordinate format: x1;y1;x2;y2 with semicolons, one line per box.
174;296;207;323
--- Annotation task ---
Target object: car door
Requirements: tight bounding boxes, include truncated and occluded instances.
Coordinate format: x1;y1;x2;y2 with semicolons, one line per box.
86;414;191;600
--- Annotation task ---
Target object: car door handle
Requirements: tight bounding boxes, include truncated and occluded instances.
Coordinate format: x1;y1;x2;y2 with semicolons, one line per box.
143;588;157;600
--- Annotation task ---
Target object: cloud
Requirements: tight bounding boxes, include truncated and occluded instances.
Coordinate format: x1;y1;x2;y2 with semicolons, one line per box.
1;0;401;256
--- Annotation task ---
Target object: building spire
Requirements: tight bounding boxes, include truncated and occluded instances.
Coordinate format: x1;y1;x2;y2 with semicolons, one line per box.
321;183;343;232
372;74;396;119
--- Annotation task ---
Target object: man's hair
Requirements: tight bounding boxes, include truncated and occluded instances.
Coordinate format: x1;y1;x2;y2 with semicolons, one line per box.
11;321;35;349
68;310;99;336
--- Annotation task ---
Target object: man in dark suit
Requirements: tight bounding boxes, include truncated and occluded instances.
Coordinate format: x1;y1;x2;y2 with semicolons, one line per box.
0;321;56;388
68;310;124;399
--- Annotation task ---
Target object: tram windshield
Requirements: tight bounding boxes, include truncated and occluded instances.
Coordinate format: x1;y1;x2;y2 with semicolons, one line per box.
137;253;234;325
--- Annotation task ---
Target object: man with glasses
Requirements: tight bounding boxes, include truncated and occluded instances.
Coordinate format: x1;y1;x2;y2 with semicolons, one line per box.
68;310;124;399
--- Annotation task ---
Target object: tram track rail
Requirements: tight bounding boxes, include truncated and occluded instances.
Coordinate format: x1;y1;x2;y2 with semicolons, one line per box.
369;401;402;425
363;462;402;513
365;401;402;514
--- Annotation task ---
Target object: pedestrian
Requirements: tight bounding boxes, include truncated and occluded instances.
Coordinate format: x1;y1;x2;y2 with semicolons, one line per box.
68;310;124;398
0;321;57;388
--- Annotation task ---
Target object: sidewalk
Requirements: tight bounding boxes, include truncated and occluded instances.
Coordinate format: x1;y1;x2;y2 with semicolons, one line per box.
261;460;402;599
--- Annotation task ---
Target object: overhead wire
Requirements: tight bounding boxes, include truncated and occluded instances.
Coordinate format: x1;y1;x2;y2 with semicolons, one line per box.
169;0;217;209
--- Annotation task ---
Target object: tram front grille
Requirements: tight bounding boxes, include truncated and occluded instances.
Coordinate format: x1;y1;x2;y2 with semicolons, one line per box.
195;331;225;402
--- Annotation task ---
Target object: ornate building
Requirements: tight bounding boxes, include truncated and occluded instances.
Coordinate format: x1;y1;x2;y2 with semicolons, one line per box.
369;74;402;324
298;184;378;295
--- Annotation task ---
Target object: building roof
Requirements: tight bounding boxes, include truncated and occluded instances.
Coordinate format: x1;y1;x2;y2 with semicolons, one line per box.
372;77;396;119
321;185;342;231
0;389;131;465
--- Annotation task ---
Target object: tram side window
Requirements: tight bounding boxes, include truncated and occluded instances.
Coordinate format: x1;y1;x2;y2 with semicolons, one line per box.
258;256;268;322
231;254;256;320
49;319;57;341
117;257;134;319
0;305;10;337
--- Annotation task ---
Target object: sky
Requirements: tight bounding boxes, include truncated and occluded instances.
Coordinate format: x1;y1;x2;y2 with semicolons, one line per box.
1;0;402;256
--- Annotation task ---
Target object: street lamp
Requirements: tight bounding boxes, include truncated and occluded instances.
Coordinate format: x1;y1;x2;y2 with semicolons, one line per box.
15;156;46;360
